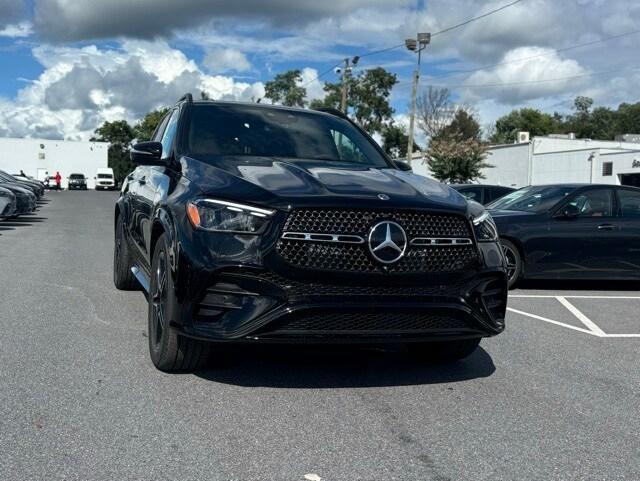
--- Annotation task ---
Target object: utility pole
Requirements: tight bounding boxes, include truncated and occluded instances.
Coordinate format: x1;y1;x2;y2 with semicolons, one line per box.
339;56;359;114
405;33;431;167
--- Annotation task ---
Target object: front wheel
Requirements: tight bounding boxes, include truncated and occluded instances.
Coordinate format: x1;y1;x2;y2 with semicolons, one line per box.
113;214;138;290
500;238;523;289
148;233;209;372
407;338;481;362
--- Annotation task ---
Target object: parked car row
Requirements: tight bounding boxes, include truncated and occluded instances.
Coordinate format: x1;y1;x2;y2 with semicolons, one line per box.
0;169;45;218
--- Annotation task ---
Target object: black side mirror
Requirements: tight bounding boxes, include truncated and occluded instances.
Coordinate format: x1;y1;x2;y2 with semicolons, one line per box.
130;141;163;165
394;161;412;172
559;204;580;219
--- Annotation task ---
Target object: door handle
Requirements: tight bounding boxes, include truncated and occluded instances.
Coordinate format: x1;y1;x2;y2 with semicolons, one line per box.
127;174;134;181
597;223;616;231
138;177;146;185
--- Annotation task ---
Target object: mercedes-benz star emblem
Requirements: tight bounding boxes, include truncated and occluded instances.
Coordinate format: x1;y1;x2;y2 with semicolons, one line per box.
368;221;407;264
378;193;390;201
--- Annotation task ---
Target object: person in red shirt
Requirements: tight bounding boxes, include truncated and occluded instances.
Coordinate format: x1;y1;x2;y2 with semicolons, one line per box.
55;171;61;190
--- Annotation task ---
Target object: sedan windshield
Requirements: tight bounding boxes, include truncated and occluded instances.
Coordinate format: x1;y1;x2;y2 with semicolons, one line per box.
487;185;577;213
70;174;84;179
186;104;389;168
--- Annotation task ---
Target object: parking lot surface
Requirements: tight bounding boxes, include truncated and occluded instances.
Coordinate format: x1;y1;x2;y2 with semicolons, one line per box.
1;191;639;481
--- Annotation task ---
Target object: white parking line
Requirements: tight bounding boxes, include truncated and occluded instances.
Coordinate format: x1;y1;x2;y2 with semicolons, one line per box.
508;294;640;338
511;295;640;299
506;307;598;336
555;296;606;336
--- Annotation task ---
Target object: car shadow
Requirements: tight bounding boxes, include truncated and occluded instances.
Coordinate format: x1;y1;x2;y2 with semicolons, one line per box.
518;279;640;292
194;344;495;388
0;221;33;227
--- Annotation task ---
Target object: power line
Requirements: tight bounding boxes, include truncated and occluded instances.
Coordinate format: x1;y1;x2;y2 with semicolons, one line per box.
434;28;640;78
300;0;526;87
431;0;526;37
434;65;640;89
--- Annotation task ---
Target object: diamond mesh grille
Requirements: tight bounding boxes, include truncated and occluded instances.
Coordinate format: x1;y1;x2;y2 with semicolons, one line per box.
277;208;478;273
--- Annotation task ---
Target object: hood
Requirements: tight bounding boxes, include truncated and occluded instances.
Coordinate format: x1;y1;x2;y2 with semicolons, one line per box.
181;156;468;213
0;183;34;197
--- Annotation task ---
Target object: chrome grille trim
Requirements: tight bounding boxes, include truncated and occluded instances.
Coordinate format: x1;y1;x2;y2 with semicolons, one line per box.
411;237;473;247
282;232;365;244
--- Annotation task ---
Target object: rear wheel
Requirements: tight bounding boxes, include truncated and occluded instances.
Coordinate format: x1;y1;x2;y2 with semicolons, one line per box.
407;338;481;362
113;214;138;290
148;234;209;372
500;238;523;289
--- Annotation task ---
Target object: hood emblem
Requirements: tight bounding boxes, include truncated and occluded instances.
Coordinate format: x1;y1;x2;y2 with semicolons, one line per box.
368;221;407;264
378;193;390;201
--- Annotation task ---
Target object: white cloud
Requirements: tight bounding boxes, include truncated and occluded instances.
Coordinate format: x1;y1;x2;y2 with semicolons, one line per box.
0;41;265;140
299;68;325;102
459;47;589;104
203;48;251;73
0;21;32;37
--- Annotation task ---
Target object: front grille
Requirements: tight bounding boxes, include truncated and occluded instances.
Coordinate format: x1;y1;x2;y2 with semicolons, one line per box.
266;309;471;333
276;208;478;274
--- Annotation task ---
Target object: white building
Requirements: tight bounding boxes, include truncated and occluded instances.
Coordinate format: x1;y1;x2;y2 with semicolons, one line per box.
481;134;640;188
0;137;109;189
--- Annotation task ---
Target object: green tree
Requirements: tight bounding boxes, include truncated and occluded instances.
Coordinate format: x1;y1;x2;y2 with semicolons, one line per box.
264;69;306;107
133;108;169;141
312;67;398;136
615;102;640;135
426;138;491;183
434;110;481;142
381;124;422;158
91;120;135;183
490;108;561;144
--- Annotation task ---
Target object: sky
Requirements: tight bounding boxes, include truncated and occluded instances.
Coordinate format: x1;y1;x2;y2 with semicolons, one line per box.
0;0;638;141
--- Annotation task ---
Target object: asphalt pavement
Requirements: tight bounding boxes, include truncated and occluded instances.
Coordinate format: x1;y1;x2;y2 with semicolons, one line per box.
0;191;639;481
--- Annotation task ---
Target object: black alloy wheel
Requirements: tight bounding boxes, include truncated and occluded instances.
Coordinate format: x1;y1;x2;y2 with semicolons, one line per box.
500;238;522;289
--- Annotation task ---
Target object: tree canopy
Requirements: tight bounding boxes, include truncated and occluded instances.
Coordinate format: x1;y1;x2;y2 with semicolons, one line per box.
264;69;307;107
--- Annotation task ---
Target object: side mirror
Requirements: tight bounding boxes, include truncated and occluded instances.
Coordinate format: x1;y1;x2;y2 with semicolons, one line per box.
130;141;164;165
559;204;580;219
395;161;412;172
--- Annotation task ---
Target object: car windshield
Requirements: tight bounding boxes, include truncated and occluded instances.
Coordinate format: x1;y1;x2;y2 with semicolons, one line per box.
97;174;112;179
186;104;389;168
70;174;84;179
487;185;577;212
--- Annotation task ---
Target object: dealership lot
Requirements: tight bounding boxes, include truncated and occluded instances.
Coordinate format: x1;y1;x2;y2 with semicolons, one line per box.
1;192;639;481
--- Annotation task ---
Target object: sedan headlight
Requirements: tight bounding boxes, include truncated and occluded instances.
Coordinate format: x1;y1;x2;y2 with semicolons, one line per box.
472;210;498;242
186;199;275;234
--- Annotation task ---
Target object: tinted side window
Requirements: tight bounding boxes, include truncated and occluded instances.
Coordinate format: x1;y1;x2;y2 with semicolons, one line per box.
160;110;180;160
152;114;171;142
568;189;614;218
617;189;640;218
459;187;483;203
489;187;512;202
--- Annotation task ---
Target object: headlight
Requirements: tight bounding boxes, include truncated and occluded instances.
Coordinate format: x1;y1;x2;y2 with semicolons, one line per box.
472;210;498;242
186;199;275;233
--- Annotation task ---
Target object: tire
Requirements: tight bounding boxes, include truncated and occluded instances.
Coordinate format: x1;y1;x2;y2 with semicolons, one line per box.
500;238;523;289
148;233;209;372
407;338;481;362
113;214;138;290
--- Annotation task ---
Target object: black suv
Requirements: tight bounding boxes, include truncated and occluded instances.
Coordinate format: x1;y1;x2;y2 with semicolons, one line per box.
114;94;507;372
68;173;88;190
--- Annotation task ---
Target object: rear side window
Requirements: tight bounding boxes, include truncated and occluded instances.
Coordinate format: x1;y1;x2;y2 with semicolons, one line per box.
458;187;483;203
567;189;614;218
617;189;640;218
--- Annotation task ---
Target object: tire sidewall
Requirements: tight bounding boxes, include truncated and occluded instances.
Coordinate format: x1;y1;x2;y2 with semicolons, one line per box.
500;238;523;289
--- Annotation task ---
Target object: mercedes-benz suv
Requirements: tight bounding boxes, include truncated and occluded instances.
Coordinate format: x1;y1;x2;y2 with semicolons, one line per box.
114;94;507;372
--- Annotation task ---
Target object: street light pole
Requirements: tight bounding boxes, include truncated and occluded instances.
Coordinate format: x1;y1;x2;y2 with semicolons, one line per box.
406;33;430;167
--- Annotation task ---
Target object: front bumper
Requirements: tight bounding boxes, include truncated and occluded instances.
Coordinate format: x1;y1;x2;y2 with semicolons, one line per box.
174;268;507;343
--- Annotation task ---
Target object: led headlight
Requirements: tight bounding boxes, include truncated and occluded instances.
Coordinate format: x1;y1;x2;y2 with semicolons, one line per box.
472;210;498;242
186;199;275;233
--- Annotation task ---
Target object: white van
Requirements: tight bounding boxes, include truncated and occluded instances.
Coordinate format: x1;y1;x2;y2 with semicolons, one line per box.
95;167;116;190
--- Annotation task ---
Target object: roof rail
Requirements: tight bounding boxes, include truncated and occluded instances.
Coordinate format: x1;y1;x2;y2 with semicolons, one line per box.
312;107;349;120
179;93;193;104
